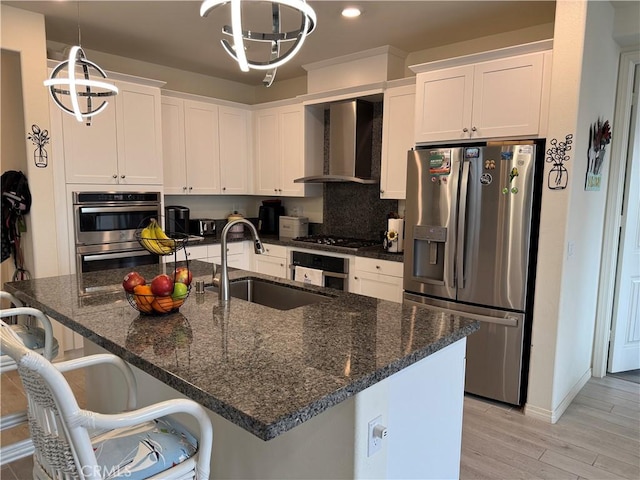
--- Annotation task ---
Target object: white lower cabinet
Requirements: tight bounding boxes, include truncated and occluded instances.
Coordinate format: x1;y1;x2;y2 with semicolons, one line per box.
351;257;404;303
252;243;288;279
182;242;249;270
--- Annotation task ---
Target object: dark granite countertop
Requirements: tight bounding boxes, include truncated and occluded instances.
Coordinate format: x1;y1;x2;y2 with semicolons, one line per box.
4;260;477;441
193;234;404;262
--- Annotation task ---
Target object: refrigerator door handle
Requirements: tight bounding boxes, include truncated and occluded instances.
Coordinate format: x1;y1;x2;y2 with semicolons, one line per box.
456;158;471;290
436;307;519;328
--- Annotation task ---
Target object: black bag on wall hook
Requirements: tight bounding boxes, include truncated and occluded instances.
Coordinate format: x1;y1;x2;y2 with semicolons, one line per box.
1;170;32;264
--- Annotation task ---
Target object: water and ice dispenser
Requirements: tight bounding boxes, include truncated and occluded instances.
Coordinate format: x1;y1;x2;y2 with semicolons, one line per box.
412;225;448;284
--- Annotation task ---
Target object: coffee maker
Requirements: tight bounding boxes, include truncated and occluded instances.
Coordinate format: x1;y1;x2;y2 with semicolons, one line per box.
258;199;284;235
165;205;190;236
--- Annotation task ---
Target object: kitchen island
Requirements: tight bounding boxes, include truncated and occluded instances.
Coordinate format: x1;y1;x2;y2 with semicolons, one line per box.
4;260;478;479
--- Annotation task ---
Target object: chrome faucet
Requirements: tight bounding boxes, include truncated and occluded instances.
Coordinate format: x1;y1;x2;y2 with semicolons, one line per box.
216;218;265;303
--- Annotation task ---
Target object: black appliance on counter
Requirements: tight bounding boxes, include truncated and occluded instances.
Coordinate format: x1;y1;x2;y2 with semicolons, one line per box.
258;199;284;235
165;205;189;236
189;218;216;237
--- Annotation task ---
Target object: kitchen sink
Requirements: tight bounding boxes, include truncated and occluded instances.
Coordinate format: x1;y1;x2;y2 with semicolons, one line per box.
205;277;331;310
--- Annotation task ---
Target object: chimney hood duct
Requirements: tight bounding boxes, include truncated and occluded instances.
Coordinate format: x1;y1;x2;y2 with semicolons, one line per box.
294;99;377;184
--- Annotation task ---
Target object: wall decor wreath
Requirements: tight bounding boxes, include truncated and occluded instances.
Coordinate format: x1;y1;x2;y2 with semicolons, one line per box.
585;118;611;191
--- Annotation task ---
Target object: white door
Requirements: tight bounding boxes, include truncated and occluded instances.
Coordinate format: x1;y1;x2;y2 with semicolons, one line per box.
254;108;280;196
161;97;187;194
608;64;640;373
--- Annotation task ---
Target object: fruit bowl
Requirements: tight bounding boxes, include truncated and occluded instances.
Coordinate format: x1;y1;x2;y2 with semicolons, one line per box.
126;286;190;315
123;267;192;315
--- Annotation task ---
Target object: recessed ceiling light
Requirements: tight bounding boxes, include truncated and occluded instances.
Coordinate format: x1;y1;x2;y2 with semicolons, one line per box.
341;7;361;18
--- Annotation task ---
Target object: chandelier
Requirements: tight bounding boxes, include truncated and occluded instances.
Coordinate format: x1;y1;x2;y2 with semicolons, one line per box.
200;0;317;87
44;46;118;126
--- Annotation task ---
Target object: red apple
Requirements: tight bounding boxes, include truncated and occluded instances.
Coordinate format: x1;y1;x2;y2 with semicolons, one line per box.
150;274;174;297
122;272;146;293
173;266;192;286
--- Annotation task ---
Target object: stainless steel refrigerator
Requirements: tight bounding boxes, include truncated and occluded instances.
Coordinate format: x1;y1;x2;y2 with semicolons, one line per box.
403;140;543;405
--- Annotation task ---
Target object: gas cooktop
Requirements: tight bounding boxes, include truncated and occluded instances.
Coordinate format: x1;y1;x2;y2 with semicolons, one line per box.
292;235;379;249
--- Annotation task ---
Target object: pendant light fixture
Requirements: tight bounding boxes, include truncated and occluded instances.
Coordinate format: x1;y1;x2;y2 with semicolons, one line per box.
43;2;118;126
200;0;317;87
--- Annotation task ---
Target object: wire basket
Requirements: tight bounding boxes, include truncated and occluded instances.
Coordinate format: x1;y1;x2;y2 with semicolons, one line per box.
126;285;190;315
135;218;189;256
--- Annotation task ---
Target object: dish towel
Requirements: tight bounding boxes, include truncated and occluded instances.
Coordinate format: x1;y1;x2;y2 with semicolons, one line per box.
294;266;323;287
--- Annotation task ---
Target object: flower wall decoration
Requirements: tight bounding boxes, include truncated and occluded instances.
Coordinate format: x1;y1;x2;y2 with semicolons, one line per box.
585;118;612;191
27;124;50;168
546;134;573;190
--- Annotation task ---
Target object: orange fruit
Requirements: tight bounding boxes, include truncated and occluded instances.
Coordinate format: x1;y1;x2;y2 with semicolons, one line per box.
152;295;174;314
133;285;154;313
172;297;185;309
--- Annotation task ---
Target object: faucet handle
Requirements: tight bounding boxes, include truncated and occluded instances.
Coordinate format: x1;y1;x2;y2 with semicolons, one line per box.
254;239;266;254
212;263;220;286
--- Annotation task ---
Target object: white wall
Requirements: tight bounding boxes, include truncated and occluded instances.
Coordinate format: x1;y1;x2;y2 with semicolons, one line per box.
1;5;59;279
526;0;620;422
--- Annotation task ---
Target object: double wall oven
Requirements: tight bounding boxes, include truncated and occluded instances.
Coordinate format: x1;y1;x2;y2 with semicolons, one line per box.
73;192;161;291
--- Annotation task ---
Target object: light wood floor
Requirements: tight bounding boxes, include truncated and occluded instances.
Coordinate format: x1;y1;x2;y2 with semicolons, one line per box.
461;376;640;480
1;365;638;479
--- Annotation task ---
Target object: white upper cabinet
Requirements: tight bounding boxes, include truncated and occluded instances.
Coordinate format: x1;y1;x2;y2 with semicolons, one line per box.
161;97;187;194
414;50;548;144
162;96;252;195
219;105;251;194
63;80;163;185
115;82;163;184
380;83;415;199
184;100;221;195
254;103;321;197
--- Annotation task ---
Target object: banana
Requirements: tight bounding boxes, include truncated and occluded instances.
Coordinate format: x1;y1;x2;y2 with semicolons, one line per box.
139;219;173;255
152;220;176;249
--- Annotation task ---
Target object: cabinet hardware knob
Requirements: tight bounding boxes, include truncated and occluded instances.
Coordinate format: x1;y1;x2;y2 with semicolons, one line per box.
274;188;278;192
376;265;381;269
121;175;126;179
188;186;193;191
471;126;477;132
462;128;469;133
380;190;384;194
280;263;284;267
354;276;359;280
222;187;226;191
112;174;118;178
183;186;187;191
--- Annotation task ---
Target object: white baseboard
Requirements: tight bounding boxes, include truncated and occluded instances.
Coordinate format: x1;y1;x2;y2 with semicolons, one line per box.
524;368;592;424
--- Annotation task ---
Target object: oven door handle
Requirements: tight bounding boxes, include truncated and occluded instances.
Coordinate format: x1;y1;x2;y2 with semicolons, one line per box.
79;206;157;214
289;265;348;279
322;271;348;279
83;250;152;262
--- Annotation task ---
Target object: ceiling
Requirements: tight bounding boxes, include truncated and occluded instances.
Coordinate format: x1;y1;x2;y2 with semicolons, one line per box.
5;1;557;86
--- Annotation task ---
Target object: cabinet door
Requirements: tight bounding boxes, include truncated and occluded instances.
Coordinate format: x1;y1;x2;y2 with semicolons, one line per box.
219;106;250;194
184;101;220;194
279;105;305;196
471;53;544;139
354;271;403;303
161;97;187;194
116;82;163;185
415;65;474;144
254;255;288;278
62;103;119;184
254;108;281;195
381;85;415;199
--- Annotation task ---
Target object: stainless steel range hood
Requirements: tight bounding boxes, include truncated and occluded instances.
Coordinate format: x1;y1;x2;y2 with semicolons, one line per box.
294;99;377;184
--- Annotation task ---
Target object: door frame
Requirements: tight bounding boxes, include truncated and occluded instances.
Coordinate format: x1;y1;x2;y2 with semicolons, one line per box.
593;49;640;377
